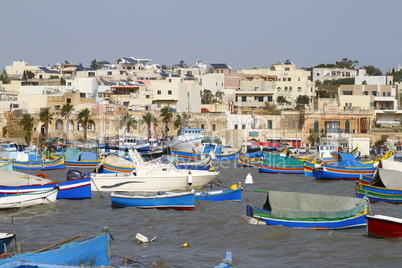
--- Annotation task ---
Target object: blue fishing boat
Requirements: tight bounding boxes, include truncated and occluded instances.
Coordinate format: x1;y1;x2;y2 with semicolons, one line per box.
215;251;234;268
312;159;376;180
0;228;111;266
64;148;101;169
195;185;242;202
237;151;264;167
355;160;402;203
244;190;368;229
111;191;195;210
0;232;15;253
256;153;304;174
12;155;64;170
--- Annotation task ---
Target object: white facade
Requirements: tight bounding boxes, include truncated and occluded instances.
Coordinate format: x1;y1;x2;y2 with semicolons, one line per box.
313;68;357;82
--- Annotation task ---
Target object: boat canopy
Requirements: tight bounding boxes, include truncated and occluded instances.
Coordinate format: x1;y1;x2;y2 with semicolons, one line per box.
328;159;374;168
263;153;302;165
378;168;402;189
264;191;367;219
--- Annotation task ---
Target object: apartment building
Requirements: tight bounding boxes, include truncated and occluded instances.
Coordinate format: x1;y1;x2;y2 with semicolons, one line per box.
236;60;315;109
312;67;357;82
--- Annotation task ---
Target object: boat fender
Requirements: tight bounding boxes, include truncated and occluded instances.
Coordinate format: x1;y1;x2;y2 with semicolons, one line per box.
36;173;48;180
230;183;238;190
187;171;193;186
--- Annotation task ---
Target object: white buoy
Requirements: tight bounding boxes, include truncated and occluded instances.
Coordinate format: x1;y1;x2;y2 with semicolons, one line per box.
187;171;193;186
245;173;253;184
135;233;149;243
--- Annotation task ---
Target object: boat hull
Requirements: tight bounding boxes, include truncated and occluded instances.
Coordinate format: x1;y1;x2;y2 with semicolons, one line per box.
194;186;242;201
246;205;367;229
0;187;58;209
111;191;194;210
0;178;91;199
366;215;402;238
0;233;15;253
90;171;217;192
12;156;65;170
356;183;402;203
313;165;376;180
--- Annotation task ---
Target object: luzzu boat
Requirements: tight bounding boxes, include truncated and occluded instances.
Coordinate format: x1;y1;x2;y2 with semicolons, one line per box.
244;190;368;229
255;153;304;174
356;159;402;203
312;159;376;180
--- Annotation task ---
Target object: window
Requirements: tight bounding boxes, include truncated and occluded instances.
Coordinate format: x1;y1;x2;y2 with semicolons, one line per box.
342;91;353;95
289;119;294;129
55;119;63;130
133;122;137;129
289;86;292;92
267;120;272;129
282;78;286;81
314;120;319;133
123;102;129;107
80;93;85;98
316;73;320;76
146;95;150;99
258;96;264;102
54;105;61;110
235;96;238;102
285;67;290;71
242;124;246;129
297;87;302;92
106;107;114;112
242;96;247;102
268;96;273;102
387;92;391;96
277;87;281;91
168;90;172;95
66;98;71;104
234;124;238;129
201;124;205;129
287;78;291;81
157;90;161;95
345;120;350;133
107;71;112;75
168;79;172;83
88;71;95;77
212;124;216;131
325;121;340;133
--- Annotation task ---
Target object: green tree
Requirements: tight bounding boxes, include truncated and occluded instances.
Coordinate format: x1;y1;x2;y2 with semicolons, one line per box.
201;89;214;104
335;58;359;69
277;96;290;104
77;108;94;142
90;59;103;70
308;132;321;146
160;106;172;140
39;107;54;139
363;65;382;76
296;95;310;105
141;112;156;140
263;102;279;115
19;113;35;145
0;69;11;84
215;91;225;104
120;112;137;135
61;103;74;143
174;113;191;129
60;77;66;85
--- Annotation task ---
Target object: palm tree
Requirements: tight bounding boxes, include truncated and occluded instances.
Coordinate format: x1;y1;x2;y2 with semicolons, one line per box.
160;106;172;140
61;103;74;143
19;114;35;146
77;108;94;142
119;112;137;136
39;107;54;139
174;113;191;129
141;112;156;140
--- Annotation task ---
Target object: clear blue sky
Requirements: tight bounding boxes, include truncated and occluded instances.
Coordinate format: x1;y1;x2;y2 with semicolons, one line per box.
1;0;401;73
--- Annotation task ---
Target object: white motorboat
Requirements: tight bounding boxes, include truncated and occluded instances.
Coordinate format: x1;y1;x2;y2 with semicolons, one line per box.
90;149;218;192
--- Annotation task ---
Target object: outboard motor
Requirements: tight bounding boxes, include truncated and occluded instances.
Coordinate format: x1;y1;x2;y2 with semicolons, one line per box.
67;170;84;181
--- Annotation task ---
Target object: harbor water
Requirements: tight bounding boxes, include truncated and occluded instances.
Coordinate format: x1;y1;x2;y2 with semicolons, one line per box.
1;160;402;267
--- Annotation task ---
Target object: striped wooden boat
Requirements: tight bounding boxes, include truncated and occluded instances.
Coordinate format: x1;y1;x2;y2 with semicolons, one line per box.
12;155;65;170
255;153;304;174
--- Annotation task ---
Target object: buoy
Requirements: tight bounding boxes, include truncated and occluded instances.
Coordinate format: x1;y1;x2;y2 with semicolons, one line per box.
209;166;215;172
230;183;238;190
187;171;193;186
182;243;190;248
36;173;48;180
135;233;149;243
245;173;253;184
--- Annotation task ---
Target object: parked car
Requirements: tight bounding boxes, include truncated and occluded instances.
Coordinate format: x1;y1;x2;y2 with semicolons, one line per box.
297;147;307;155
308;146;317;154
